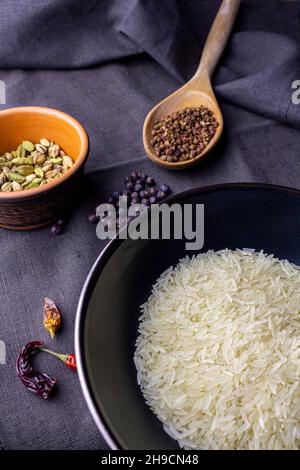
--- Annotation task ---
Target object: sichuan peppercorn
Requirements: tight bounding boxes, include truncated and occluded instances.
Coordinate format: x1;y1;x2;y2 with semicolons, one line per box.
150;106;218;163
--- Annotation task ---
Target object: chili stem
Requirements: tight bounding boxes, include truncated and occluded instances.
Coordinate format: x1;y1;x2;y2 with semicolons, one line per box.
40;347;68;362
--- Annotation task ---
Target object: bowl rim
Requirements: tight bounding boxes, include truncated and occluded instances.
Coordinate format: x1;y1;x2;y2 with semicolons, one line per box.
0;106;89;200
75;182;300;450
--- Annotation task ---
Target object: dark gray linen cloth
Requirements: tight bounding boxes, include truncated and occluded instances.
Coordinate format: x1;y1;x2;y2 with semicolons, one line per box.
0;0;300;450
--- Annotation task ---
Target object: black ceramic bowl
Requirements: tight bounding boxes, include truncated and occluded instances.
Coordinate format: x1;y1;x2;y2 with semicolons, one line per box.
75;183;300;450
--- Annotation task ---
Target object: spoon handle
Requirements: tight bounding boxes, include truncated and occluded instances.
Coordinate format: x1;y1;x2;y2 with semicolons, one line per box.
195;0;240;79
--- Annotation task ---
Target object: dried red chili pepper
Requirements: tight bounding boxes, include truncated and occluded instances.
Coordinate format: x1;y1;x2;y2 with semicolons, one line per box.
16;340;56;399
43;298;61;339
65;354;77;371
40;348;77;372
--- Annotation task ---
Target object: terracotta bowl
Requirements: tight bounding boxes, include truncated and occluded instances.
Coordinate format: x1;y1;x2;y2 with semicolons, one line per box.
0;106;89;230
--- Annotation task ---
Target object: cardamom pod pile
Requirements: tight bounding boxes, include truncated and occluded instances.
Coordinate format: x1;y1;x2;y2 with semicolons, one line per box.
0;138;74;192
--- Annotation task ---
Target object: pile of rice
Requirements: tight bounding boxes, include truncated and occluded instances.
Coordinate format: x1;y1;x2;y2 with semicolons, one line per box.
134;249;300;450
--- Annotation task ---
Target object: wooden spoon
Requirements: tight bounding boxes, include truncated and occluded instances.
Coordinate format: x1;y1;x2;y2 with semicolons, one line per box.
143;0;240;169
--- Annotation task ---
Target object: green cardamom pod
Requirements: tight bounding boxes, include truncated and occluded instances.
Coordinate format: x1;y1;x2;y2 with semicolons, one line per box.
1;182;12;192
49;157;62;164
17;165;35;176
35;144;47;154
24;182;39;190
24;178;42;190
2;139;67;192
12;181;23;192
22;140;35;152
25;174;36;183
42;163;52;173
12;156;33;165
9;172;25;183
34;167;44;178
4;152;13;161
40;138;50;147
0;162;13;169
17;144;26;159
22;174;35;187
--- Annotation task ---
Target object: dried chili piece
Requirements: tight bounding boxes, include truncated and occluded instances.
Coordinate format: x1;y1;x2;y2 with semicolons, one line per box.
65;354;77;371
40;348;77;372
43;298;61;339
16;340;56;399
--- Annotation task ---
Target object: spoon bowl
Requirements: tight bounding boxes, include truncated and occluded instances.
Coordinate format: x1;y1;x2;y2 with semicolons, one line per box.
143;0;240;170
143;81;224;169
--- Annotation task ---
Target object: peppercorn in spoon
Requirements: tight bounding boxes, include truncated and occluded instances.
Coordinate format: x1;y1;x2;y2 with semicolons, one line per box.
143;0;240;169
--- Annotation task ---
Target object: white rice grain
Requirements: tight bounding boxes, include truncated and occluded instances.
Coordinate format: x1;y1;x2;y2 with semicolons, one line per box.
134;249;300;450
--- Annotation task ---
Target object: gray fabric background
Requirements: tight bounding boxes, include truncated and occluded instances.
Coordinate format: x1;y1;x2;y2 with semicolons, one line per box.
0;0;300;450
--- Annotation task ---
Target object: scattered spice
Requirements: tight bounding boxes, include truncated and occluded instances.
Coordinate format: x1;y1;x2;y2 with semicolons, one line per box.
16;340;56;399
88;172;171;229
40;348;77;372
150;106;218;163
51;218;67;236
43;298;62;339
0;138;74;192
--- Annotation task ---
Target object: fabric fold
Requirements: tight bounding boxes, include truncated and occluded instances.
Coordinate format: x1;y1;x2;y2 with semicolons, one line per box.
215;31;300;130
118;0;200;82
